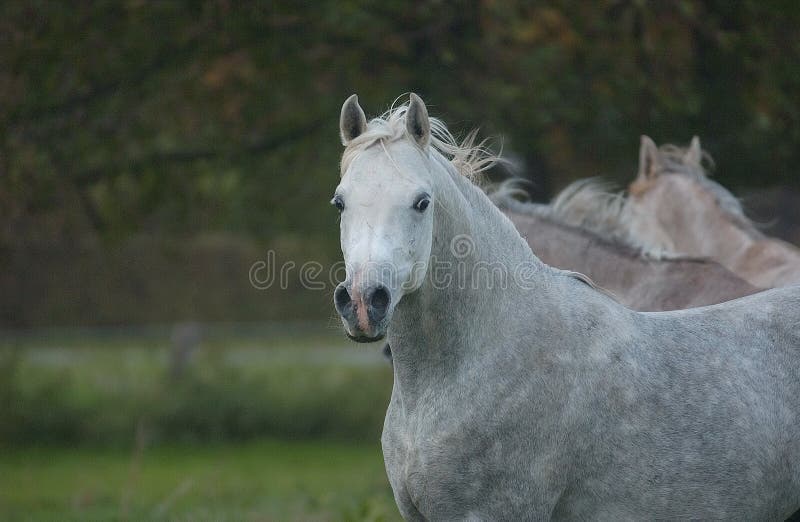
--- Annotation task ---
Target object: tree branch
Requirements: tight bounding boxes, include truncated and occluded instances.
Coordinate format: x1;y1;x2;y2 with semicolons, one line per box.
74;117;327;188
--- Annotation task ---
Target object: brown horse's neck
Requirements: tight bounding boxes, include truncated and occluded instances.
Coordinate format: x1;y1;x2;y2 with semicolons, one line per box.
637;176;800;287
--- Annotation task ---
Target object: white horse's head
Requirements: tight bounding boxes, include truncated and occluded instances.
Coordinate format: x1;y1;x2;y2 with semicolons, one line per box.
332;94;436;342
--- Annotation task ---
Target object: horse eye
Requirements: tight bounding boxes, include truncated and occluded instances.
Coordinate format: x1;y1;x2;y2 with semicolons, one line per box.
413;194;431;213
331;195;345;212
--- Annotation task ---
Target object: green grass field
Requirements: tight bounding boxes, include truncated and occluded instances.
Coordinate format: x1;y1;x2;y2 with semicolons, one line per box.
0;323;401;521
1;440;400;521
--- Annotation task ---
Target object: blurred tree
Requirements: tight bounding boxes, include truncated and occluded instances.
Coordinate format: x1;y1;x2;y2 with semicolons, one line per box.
1;0;799;326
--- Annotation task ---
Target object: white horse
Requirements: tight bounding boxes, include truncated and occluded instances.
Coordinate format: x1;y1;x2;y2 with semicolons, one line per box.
333;93;800;520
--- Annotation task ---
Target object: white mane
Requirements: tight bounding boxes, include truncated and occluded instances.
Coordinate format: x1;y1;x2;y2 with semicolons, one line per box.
340;98;501;182
489;178;676;259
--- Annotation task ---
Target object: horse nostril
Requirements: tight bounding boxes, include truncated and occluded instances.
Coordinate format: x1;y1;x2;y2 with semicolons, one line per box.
369;285;391;321
334;284;352;313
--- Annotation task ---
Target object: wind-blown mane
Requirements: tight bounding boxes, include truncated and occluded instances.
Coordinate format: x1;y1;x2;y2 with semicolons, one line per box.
651;144;762;236
490;178;674;258
340;98;501;182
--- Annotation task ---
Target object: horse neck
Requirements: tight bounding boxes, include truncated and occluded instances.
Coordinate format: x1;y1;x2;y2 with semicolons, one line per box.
388;154;557;400
635;177;750;258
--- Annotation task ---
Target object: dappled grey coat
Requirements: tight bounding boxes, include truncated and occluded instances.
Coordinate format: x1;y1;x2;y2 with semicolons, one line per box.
336;94;800;521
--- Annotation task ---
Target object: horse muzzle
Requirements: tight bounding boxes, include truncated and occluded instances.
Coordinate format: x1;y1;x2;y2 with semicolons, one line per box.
334;282;391;343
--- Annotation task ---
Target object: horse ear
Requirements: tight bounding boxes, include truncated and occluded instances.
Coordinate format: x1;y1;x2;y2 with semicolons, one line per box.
637;135;661;180
685;136;702;165
340;94;367;146
406;93;431;149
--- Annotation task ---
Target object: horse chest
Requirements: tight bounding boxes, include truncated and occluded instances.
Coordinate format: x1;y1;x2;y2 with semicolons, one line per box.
382;400;533;519
383;418;477;518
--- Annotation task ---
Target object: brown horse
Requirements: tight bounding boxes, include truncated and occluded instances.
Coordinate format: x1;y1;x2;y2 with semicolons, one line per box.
626;136;800;288
492;189;760;311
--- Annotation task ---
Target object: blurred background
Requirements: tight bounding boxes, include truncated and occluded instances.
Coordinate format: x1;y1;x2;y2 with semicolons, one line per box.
2;1;799;520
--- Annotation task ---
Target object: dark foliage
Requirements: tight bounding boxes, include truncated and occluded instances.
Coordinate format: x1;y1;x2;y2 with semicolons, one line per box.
2;1;798;326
